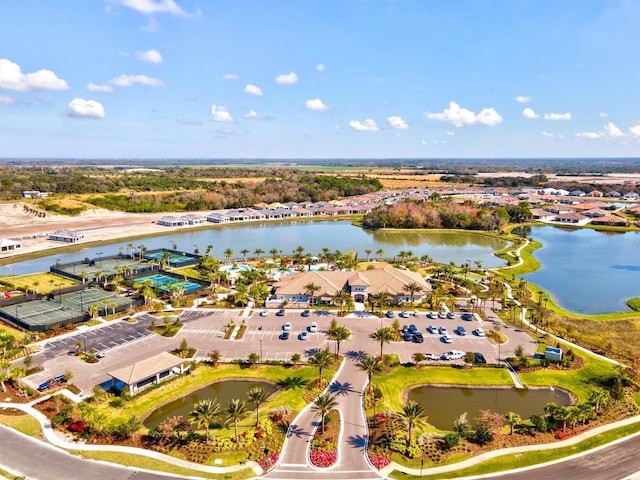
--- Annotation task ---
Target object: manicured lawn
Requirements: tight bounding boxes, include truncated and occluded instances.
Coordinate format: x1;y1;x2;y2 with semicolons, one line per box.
625;297;640;312
0;272;77;294
389;420;640;479
374;365;512;415
0;412;42;437
73;450;255;479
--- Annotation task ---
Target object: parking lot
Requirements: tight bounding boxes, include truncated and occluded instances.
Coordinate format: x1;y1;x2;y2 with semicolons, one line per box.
25;306;537;394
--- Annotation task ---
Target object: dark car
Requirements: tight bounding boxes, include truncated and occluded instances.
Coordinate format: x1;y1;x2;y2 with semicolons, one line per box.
474;352;487;364
409;324;419;334
301;309;310;317
456;326;466;336
280;331;290;340
403;332;413;342
276;309;285;316
461;313;473;321
401;325;409;333
413;332;424;343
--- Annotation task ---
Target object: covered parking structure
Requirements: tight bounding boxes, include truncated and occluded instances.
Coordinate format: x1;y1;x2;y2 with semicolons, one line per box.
107;351;188;396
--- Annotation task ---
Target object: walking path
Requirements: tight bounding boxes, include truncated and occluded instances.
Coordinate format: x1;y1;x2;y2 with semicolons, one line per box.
264;355;381;479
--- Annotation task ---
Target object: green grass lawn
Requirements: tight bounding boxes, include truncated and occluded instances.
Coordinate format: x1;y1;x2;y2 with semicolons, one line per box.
0;272;77;294
0;412;42;437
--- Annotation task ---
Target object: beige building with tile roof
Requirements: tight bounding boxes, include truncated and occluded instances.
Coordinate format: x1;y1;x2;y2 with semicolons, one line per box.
271;267;430;306
107;351;188;396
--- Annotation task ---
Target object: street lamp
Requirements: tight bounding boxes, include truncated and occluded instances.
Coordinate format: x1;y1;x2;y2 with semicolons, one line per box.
78;289;84;313
56;283;63;303
96;252;103;267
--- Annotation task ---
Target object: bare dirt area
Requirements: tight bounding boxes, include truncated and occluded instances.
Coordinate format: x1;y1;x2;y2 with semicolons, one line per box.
476;172;640;185
0;203;209;260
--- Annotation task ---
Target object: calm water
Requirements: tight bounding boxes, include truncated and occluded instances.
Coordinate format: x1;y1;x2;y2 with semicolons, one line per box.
2;220;507;275
143;380;277;429
524;226;640;314
408;385;570;430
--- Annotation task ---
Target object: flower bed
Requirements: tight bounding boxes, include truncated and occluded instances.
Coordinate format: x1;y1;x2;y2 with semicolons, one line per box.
309;409;339;468
368;452;392;470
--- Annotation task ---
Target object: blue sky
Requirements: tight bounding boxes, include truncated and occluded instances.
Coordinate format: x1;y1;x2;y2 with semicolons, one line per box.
1;0;639;159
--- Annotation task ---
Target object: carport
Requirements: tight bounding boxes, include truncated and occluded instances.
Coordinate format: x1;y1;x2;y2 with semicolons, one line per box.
107;351;188;396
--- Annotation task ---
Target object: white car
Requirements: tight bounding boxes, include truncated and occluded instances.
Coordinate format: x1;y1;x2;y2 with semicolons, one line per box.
259;310;268;317
283;322;292;331
399;311;410;318
299;331;309;341
473;328;486;337
308;322;318;333
442;334;453;343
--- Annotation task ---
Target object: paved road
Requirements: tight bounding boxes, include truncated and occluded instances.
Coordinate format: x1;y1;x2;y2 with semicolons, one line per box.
0;423;179;480
264;355;382;480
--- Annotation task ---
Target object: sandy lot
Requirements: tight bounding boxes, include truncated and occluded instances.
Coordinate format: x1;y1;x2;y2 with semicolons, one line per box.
0;203;208;260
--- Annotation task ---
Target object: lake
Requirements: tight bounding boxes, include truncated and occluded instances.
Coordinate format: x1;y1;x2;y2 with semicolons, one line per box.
524;226;640;314
143;380;277;429
1;220;507;275
407;385;570;430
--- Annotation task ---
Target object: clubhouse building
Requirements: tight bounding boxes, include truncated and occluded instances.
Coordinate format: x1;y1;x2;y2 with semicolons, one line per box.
271;267;431;306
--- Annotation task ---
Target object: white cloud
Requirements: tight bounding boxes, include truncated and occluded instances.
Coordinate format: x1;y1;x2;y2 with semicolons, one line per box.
424;101;502;127
244;110;260;119
349;119;379;131
576;131;603;139
210;104;234;122
0;59;69;92
604;121;624;138
275;72;298;85
110;0;189;16
387;116;408;129
222;74;238;80
445;131;455;136
243;84;263;96
135;49;163;64
544;112;572;121
599;112;609;118
629;125;640;138
522;107;539;119
305;98;330;111
514;95;531;103
66;98;106;118
86;83;114;93
0;95;15;105
109;74;164;87
316;63;325;72
541;131;565;139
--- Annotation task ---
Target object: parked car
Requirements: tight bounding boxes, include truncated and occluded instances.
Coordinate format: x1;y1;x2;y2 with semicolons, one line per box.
473;328;486;336
474;352;487;364
427;312;437;319
442;350;464;360
283;322;292;331
461;313;473;321
276;309;286;316
401;325;409;333
280;331;290;340
259;310;269;317
441;334;453;344
399;311;410;318
446;311;456;319
299;331;309;341
301;309;310;317
427;325;438;334
456;326;467;336
438;311;447;319
438;326;448;334
95;351;105;358
385;311;395;318
409;324;419;334
403;331;413;342
413;332;424;343
308;322;318;333
425;353;440;361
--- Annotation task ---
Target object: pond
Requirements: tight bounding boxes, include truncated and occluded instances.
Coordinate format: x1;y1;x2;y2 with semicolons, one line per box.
143;380;278;429
3;220;507;275
523;226;640;314
407;385;571;430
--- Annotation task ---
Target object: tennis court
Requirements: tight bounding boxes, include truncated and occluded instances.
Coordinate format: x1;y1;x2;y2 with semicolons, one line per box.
55;257;148;281
144;251;197;267
133;274;204;294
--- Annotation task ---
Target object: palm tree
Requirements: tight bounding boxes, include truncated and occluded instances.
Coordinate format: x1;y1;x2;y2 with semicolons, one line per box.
376;248;385;260
269;248;279;260
226;398;247;443
254;248;264;259
0;360;10;393
327;324;351;359
189;398;220;444
304;282;321;306
332;289;352;314
247;386;268;427
356;354;383;394
505;411;521;435
589;390;610;414
312;393;338;434
309;348;333;387
403;281;423;307
364;249;372;261
223;248;234;262
369;327;395;357
401;400;426;446
369;290;390;313
240;248;250;261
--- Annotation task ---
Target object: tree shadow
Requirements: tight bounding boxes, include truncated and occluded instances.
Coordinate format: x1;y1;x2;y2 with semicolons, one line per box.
305;347;321;357
287;424;309;439
347;434;368;451
328;381;356;396
345;350;367;360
